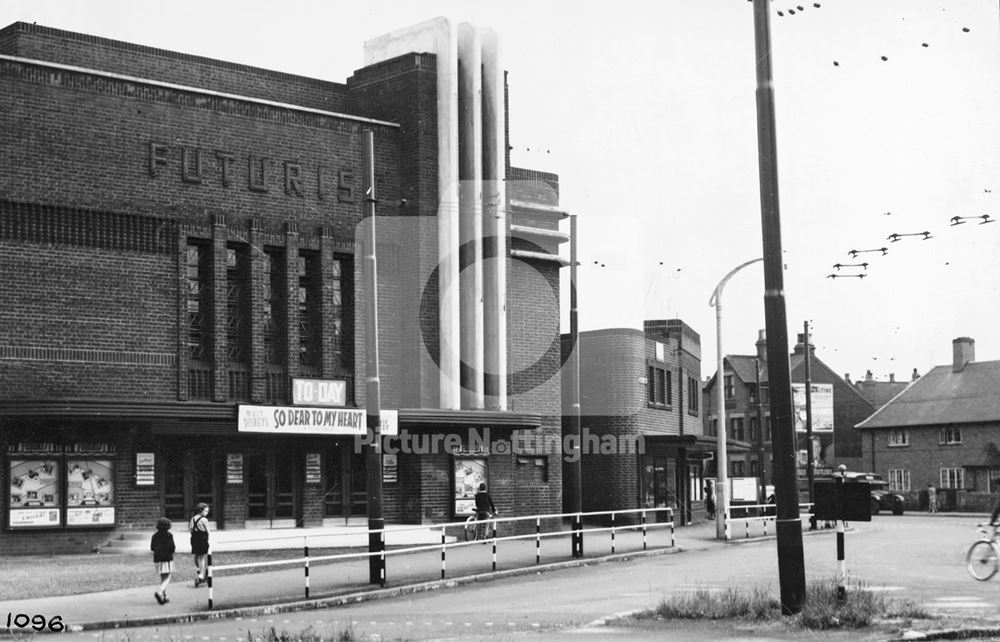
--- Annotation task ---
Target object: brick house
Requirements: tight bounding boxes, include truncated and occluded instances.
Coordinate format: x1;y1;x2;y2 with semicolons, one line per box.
855;337;1000;509
703;331;876;486
0;19;569;552
562;319;711;524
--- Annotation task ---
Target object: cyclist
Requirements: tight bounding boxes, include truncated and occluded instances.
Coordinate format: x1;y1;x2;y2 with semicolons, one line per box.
474;482;497;539
990;481;1000;525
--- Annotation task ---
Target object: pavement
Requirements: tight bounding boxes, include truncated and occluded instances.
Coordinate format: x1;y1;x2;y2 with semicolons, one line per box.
0;518;695;634
2;515;996;639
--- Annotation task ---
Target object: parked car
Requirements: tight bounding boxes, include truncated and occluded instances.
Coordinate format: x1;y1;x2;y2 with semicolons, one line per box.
840;472;905;515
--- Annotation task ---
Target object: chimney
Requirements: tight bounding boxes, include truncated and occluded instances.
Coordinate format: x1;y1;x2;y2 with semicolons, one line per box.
889;373;895;383
755;329;767;363
865;369;874;382
793;331;814;355
912;367;920;381
844;373;852;384
953;337;975;372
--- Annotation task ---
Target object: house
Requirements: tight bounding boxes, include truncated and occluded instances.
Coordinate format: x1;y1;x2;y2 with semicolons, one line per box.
703;330;877;486
855;337;1000;507
563;319;712;524
849;369;917;411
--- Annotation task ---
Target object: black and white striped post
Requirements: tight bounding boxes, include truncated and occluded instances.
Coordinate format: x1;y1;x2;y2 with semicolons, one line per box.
835;464;847;600
304;538;310;599
440;527;447;579
206;553;213;610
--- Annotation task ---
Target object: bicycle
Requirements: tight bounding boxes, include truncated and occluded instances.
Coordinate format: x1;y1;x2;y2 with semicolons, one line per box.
966;523;1000;581
464;511;496;541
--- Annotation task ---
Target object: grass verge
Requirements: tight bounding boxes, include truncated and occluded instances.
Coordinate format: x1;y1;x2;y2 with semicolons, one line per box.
646;578;932;630
0;547;375;601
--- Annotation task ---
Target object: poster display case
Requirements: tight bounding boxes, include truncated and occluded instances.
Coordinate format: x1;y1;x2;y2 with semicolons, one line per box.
6;444;117;530
453;457;487;516
66;459;115;526
9;459;61;528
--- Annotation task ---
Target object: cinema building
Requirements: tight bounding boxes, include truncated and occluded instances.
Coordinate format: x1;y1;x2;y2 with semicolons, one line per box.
0;19;568;552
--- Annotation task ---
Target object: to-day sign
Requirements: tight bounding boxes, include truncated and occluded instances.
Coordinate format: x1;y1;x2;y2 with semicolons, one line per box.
292;378;347;406
238;405;366;435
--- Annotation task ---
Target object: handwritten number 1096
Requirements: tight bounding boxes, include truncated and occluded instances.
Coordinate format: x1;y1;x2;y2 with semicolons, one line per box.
5;612;64;632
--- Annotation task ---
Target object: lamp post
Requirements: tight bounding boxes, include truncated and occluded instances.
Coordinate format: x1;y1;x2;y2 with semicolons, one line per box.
709;257;762;540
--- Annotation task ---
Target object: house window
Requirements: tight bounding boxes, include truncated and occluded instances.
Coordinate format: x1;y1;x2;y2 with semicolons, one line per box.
940;467;965;489
939;426;963;445
730;417;745;442
687;377;699;414
709;418;718;437
731;460;745;476
750;416;759;442
724;375;735;400
888;469;910;491
648;366;669;407
887;430;909;447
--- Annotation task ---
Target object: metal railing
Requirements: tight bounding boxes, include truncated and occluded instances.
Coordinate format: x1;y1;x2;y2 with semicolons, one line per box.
724;503;814;540
204;507;674;609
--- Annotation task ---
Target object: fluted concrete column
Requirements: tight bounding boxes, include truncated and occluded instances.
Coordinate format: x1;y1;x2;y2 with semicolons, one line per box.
458;23;485;410
481;28;507;410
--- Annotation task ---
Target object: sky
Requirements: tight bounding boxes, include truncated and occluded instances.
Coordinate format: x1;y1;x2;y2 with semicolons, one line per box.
4;0;999;382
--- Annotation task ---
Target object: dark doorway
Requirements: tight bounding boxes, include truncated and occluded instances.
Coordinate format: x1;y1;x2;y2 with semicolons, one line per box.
162;444;221;526
246;451;300;526
324;441;366;522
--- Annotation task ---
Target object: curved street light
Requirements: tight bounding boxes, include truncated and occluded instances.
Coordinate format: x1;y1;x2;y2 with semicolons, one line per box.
709;257;763;540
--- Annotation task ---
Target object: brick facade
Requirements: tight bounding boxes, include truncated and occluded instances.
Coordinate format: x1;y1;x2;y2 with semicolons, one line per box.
564;320;707;525
0;21;565;551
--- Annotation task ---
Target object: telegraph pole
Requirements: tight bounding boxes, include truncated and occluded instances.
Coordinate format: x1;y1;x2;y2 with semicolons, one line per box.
754;357;766;502
362;130;385;585
803;320;816;530
753;0;806;614
567;214;583;557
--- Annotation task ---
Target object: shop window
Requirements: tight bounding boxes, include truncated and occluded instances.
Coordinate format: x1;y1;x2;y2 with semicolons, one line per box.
641;455;677;510
687;463;704;502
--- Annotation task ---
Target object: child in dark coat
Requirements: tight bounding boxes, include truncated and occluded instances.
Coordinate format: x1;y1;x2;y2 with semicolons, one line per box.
150;517;176;604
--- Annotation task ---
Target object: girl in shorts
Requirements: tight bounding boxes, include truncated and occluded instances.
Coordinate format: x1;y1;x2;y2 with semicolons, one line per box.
150;517;175;604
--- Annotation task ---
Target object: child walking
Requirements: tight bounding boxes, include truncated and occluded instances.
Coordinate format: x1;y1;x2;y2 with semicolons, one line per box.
150;516;175;604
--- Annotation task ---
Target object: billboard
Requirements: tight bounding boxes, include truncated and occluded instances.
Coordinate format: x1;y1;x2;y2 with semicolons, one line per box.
792;383;834;477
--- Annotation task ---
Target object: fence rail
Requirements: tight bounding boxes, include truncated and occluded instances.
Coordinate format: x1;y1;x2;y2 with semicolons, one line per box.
205;507;674;609
724;503;815;539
